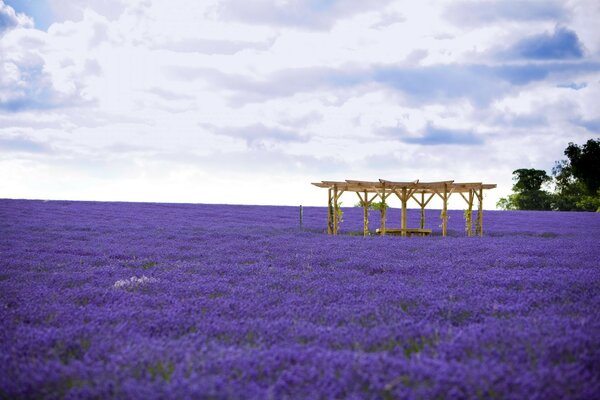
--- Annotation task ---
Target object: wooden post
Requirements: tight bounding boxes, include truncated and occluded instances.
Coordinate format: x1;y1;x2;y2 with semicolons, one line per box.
467;190;473;237
380;191;387;236
379;184;387;236
442;184;448;237
333;185;338;235
299;205;303;228
477;187;483;237
327;188;332;235
420;192;425;229
401;187;407;237
363;190;369;237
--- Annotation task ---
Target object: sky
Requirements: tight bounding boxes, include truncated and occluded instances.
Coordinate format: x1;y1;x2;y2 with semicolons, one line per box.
1;0;599;209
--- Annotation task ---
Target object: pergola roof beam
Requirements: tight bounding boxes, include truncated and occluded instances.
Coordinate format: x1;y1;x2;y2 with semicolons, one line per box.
314;180;496;192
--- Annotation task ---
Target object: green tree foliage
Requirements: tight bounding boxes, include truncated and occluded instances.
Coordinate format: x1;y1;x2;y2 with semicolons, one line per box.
354;200;389;221
564;139;600;194
354;200;388;211
551;160;588;211
553;138;600;211
496;169;553;210
498;138;600;211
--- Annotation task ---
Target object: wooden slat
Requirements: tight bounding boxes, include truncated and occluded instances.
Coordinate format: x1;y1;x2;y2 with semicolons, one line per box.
356;191;365;204
423;193;435;207
413;180;454;189
315;180;496;190
379;179;419;189
375;228;432;237
411;193;423;207
458;192;470;204
345;180;382;186
453;182;482;186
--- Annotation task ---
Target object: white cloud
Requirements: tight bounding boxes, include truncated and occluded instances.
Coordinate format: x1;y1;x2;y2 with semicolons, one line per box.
0;0;599;209
0;1;33;33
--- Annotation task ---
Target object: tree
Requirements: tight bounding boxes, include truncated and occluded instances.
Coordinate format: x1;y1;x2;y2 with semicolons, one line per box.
496;168;553;210
564;138;600;195
552;160;584;210
498;138;600;212
553;138;600;211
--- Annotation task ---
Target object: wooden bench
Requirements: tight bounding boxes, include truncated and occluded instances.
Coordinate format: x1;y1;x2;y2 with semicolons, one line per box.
375;228;432;237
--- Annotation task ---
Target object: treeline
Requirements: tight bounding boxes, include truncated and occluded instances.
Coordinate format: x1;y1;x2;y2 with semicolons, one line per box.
497;138;600;212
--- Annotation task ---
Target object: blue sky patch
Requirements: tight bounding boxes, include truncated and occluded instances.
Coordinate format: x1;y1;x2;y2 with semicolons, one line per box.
379;124;484;146
4;0;53;30
0;136;50;153
505;27;584;60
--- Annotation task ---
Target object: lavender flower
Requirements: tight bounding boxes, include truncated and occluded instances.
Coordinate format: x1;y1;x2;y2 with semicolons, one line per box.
0;199;599;399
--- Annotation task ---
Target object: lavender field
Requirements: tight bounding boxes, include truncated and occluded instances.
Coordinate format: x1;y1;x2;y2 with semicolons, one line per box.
1;199;599;399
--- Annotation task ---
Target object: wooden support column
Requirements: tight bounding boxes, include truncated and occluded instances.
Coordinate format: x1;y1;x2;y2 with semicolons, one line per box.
356;191;370;237
477;186;483;237
327;188;333;235
364;190;369;237
413;192;435;231
420;192;425;229
467;190;474;237
333;185;338;235
380;188;388;236
401;187;408;237
459;190;473;237
411;192;425;229
442;184;448;237
357;190;379;237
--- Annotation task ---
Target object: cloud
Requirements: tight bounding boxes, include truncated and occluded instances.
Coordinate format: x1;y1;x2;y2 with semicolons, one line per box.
145;87;194;101
0;134;50;153
217;0;391;30
165;65;362;104
203;123;309;149
444;0;567;26
501;27;584;60
190;149;346;175
0;52;78;111
571;117;600;133
370;11;405;29
88;20;108;47
373;64;507;105
4;0;126;31
0;11;103;112
168;61;600;107
375;62;600;105
377;123;484;146
153;37;275;55
433;33;454;40
0;1;32;34
277;111;323;128
488;112;547;129
556;82;587;90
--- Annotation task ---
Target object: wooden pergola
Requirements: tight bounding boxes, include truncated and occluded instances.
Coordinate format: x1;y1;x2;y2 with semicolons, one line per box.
312;179;496;237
